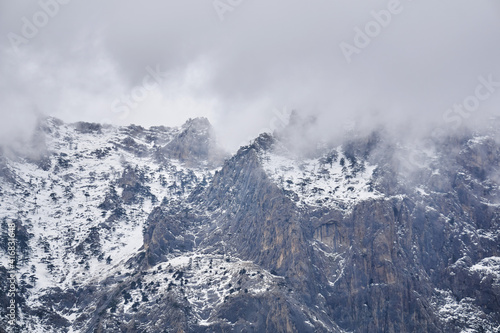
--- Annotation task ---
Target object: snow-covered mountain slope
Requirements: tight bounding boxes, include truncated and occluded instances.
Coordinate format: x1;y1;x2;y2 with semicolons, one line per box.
0;117;222;332
1;116;500;333
259;140;381;210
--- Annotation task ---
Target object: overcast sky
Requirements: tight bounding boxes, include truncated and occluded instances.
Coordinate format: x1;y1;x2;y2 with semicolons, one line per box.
1;0;500;150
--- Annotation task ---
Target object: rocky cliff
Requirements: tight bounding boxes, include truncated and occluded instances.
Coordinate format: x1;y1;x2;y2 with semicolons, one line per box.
0;117;499;332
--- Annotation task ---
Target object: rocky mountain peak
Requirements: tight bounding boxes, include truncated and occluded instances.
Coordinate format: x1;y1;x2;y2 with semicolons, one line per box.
1;117;500;332
181;117;212;133
159;117;226;167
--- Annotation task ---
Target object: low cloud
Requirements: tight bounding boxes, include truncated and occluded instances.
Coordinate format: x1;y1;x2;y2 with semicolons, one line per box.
1;0;499;151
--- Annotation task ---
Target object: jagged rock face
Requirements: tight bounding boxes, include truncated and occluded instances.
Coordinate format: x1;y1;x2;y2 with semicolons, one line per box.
1;117;500;332
316;199;441;332
159;117;226;167
143;206;196;267
0;156;17;185
196;140;312;285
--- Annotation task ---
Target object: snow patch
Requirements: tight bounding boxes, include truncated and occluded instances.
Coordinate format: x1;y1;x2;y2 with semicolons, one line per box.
259;145;381;210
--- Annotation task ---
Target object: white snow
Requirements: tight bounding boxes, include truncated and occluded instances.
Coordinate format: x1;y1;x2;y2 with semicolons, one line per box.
0;118;218;331
432;288;498;332
259;144;381;210
470;257;500;285
139;252;278;323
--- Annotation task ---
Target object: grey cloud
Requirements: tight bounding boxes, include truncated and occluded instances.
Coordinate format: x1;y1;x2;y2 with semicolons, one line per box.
1;0;499;150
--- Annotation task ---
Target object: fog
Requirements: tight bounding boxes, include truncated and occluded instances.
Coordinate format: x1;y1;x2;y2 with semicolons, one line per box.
1;0;499;151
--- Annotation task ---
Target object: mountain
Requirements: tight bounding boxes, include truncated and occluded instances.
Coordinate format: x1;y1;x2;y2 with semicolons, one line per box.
1;116;500;332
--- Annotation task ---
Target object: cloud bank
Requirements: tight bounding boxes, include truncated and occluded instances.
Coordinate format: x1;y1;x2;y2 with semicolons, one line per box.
1;0;499;150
